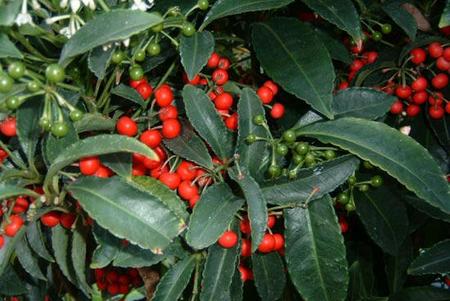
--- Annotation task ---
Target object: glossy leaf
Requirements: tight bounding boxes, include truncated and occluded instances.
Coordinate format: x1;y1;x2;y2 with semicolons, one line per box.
355;186;409;255
186;183;244;250
113;243;165;268
385;239;414;294
152;256;196;301
0;264;27;295
52;225;77;285
236;88;270;181
382;0;417;40
297;117;450;214
59;10;163;66
91;224;121;269
0;0;21;26
252;18;335;119
228;265;244;301
71;230;91;295
88;46;114;80
45;119;79;164
313;28;352;64
252;252;286;301
439;1;450;28
180;31;214;80
301;0;363;43
163;121;214;169
428;115;450;153
390;286;450;301
0;34;23;59
403;194;450;223
0;227;26;276
201;0;294;29
0;184;40;199
111;84;146;107
285;195;348;301
26;222;54;262
101;153;132;178
68;176;184;253
74;113;115;133
262;155;359;205
15;237;46;281
16;97;44;163
182;85;234;159
408;239;450;275
229;167;267;252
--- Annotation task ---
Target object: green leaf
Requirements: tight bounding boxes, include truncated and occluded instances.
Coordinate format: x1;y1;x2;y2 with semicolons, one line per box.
0;226;26;276
428;115;450;153
113;243;164;268
332;88;396;119
180;31;214;81
229;167;267;252
403;194;450;223
355;186;409;255
111;84;146;107
301;0;363;43
252;252;286;301
296;117;450;214
186;183;244;250
0;0;21;26
200;242;240;301
59;10;163;66
252;18;335;119
285;195;348;301
91;224;121;269
349;259;375;300
385;239;413;294
0;184;40;199
236;88;270;181
52;225;77;285
382;0;417;40
152;256;196;301
390;286;450;301
26;222;54;262
45;119;79;164
182;85;234;159
439;1;450;28
163;120;214;169
408;239;450;275
262;155;359;205
228;265;244;301
68;176;183;253
312;28;352;64
0;264;27;296
101;153;132;178
71;230;91;295
15;237;47;281
0;34;23;59
74;113;116;133
44;134;158;192
88;46;114;80
16;97;44;163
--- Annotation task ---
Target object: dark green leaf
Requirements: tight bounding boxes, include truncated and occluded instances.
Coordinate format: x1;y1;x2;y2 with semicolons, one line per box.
262;155;359;205
101;153;132;178
113;243;165;267
26;222;54;262
16;237;46;280
180;31;214;80
0;0;21;26
385;238;413;294
292;110;323;129
0;264;27;295
439;1;450;28
45;119;79;164
428;115;450;153
301;0;363;43
88;46;114;79
52;225;77;285
0;34;23;59
186;183;244;250
285;195;348;301
349;259;375;300
228;264;244;301
408;239;450;275
0;184;40;199
152;256;196;301
229;167;267;252
91;224;121;269
111;84;146;107
313;28;352;64
252;18;335;119
390;286;450;301
74;113;116;133
16;97;44;163
201;0;294;30
0;226;26;276
382;0;417;40
252;252;286;301
403;194;450;222
68;176;184;253
182;85;234;159
59;10;163;66
163;121;214;169
297;117;450;214
71;230;91;295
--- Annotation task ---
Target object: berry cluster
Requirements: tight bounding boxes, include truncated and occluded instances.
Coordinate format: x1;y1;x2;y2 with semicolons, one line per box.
94;267;142;296
340;50;379;88
0;117;17;137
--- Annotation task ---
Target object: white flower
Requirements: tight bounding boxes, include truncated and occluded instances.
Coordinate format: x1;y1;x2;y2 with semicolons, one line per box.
399;126;411;136
131;0;154;11
31;0;40;9
70;0;81;12
15;0;33;26
81;0;96;10
122;38;130;47
60;0;95;12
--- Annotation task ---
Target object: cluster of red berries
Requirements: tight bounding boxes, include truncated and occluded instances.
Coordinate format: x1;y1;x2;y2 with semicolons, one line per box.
0;147;8;164
340;50;379;88
256;80;285;119
94;267;142;296
0;116;17;137
388;42;450;119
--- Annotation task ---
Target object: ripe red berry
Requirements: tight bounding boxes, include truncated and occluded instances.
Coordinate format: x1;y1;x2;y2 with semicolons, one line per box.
4;215;24;237
406;104;421;117
429;92;444;106
267;215;276;228
129;78;147;89
410;48;426;65
94;165;113;178
183;73;201;85
132;163;146;176
178;181;199;200
240;218;251;234
225;113;238;131
366;51;378;64
428;42;443;58
432;73;449;89
0;117;17;137
429;105;445;119
272;233;285;250
218;230;238;248
135;83;153;100
155;84;174;107
79;156;101;175
241;238;252;257
188;194;200;208
159;172;181;190
162;118;181;139
207;52;220;69
270;103;285;119
177;161;197;181
446;102;450;114
218;57;231;70
60;213;76;229
411;77;427;91
150;164;168;179
412;91;428;105
116;116;138;137
444;47;450;61
12;196;29;214
257;86;274;104
339;217;349;233
107;284;119;295
214;92;234;110
436;57;450;71
258;233;275;253
338;81;349;90
41;211;61;227
140;129;162;148
0;235;4;249
118;284;129;295
263;80;278;95
390;100;403;114
350;59;364;72
395;85;412;99
212;69;229;85
159;105;178;121
239;265;253;282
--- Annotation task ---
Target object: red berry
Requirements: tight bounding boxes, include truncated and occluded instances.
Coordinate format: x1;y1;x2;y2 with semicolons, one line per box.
429;105;445;119
390;100;403;114
79;156;101;175
207;52;220;69
162;118;181;139
159;172;181;190
395;85;412;99
267;215;276;228
241;238;252;257
94;165;113;178
239;265;253;282
446;102;450;114
212;69;229;85
129;78;147;89
410;48;426;64
406;104;421;117
436;57;450;71
0;235;4;249
196;169;212;187
225;113;238;131
188;194;200;208
116;116;138;137
106;270;119;283
350;59;364;72
272;233;285;250
215;92;234;110
432;73;449;89
240;218;251;234
12;196;29;214
135;83;153;100
257;86;274;104
0;117;17;137
257;233;275;253
118;284;129;294
429;92;444;106
218;230;238;248
270;103;285;119
140;129;162;148
178;181;199;200
176;161;197;181
338;81;349;90
366;51;378;64
443;47;450;61
158;105;178;121
217;57;231;70
4;215;24;237
428;42;443;58
339;217;349;233
183;73;201;85
60;213;76;229
150;164;168;179
411;77;428;91
412;91;428;105
41;211;61;227
155;84;174;107
263;80;278;95
107;284;119;295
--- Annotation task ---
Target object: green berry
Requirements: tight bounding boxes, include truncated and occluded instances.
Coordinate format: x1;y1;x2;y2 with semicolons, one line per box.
288;169;297;179
134;49;146;62
167;7;180;17
51;122;69;137
324;150;336;160
293;154;304;165
363;161;373;169
246;134;256;144
129;65;144;81
358;184;370;192
0;74;14;93
370;175;383;187
282;130;296;143
39;118;51;131
152;19;164;33
147;42;161;56
111;51;125;64
276;143;288;156
45;64;65;83
295;142;309;155
6;96;21;110
347;176;357;185
372;31;382;41
345;202;355;212
253;114;265;126
267;164;281;178
182;22;196;37
381;23;392;34
27;81;40;92
304;153;315;164
70;109;84;121
198;0;209;10
8;62;26;79
337;192;349;205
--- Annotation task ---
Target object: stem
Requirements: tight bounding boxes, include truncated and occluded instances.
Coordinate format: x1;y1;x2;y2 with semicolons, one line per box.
156;61;177;89
161;31;179;47
190;257;202;301
97;0;111;11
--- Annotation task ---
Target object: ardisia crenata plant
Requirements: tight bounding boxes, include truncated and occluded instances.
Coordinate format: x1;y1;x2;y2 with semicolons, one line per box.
0;0;450;300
